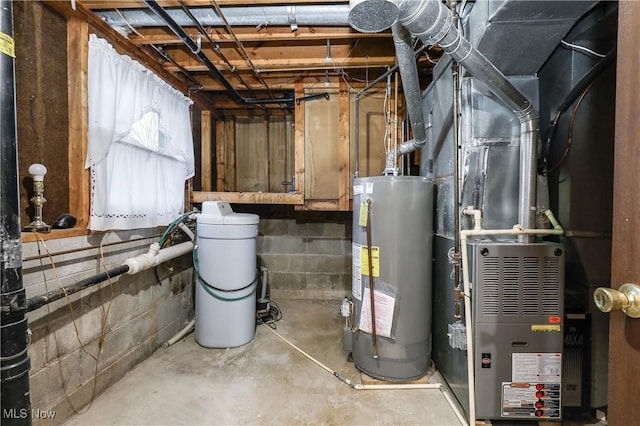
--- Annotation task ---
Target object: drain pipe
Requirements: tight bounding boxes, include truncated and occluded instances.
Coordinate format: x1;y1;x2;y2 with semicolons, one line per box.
23;240;194;313
391;23;428;155
143;0;294;106
349;0;539;238
0;1;32;424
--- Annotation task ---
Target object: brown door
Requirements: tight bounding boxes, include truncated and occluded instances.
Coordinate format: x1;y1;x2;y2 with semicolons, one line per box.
607;1;640;424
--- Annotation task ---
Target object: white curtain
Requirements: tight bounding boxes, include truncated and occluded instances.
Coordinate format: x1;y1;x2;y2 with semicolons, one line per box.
87;35;194;231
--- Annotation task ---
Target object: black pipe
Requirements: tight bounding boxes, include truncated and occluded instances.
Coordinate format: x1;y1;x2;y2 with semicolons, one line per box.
25;264;130;313
143;0;294;106
1;2;32;424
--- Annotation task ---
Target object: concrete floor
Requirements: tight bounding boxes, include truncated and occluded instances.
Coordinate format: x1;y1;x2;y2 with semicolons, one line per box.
66;298;463;426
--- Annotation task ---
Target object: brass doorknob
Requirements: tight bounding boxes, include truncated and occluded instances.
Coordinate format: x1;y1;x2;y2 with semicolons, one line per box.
593;283;640;318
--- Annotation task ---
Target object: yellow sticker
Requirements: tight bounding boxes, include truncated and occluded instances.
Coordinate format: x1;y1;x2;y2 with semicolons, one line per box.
361;246;380;277
531;325;561;332
0;32;15;58
358;199;369;227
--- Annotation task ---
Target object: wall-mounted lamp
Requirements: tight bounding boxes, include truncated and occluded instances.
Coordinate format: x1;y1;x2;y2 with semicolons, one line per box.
25;163;51;233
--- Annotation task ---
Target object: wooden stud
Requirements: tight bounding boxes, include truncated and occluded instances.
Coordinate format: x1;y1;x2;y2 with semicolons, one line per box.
67;17;90;228
338;80;350;210
201;110;213;191
226;117;237;191
215;119;226;191
294;83;305;197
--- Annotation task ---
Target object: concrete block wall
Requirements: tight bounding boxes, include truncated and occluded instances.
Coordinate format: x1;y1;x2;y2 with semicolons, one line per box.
22;230;193;426
240;206;353;300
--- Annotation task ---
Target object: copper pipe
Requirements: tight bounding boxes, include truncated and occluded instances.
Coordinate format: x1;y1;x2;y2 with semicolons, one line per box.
364;198;378;359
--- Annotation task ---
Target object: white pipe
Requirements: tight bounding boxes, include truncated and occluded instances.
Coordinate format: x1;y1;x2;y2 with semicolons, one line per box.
178;222;195;241
165;319;195;347
125;240;194;274
458;209;565;426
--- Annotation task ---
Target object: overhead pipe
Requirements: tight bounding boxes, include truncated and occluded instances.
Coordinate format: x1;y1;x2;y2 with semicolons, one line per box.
0;1;32;424
143;0;294;106
98;5;351;28
176;0;252;91
391;22;428;155
349;0;539;237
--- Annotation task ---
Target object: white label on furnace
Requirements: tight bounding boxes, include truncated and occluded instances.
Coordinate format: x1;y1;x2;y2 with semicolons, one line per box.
365;182;374;194
353;184;364;196
359;288;395;338
352;243;362;300
512;353;562;383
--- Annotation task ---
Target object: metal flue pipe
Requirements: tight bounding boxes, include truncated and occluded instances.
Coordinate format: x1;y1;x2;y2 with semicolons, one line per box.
391;22;428;155
143;0;294;106
350;0;539;236
0;2;32;424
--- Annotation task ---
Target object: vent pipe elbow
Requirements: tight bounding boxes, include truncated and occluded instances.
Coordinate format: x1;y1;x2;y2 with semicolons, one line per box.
391;22;428;155
349;0;399;33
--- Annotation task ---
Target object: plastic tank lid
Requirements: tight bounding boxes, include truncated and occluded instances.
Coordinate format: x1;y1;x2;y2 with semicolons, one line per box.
197;201;259;225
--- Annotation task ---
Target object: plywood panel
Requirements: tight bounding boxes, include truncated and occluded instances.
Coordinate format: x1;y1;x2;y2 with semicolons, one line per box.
236;116;269;192
350;89;387;180
268;115;295;193
305;89;340;199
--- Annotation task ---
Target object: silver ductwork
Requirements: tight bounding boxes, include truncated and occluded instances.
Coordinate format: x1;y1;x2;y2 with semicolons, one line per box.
391;22;428;155
96;5;350;29
350;0;538;234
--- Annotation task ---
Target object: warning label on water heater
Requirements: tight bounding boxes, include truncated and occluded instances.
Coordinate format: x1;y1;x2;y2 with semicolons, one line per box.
352;243;362;300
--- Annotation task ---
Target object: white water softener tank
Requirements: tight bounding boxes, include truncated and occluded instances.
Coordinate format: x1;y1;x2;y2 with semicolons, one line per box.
195;201;259;348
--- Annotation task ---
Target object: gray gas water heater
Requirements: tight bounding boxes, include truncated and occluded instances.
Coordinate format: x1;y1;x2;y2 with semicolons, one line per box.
349;175;434;382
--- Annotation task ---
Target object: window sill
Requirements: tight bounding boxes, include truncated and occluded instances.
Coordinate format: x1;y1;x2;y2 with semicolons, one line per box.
22;228;90;243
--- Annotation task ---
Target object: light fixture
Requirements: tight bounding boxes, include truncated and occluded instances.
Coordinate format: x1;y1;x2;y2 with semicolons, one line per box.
25;163;51;233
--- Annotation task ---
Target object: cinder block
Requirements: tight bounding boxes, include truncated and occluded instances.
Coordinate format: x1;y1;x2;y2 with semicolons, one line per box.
288;221;324;237
259;236;306;254
306;239;344;255
259;219;290;236
257;254;291;272
268;272;306;290
323;222;350;238
322;255;352;274
290;254;323;273
306;273;344;290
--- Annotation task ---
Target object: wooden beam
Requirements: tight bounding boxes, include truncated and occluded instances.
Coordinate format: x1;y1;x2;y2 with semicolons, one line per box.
294;83;305;197
43;0;212;110
192;191;304;204
296;200;341;211
201;110;213;191
215;119;226;191
129;27;392;45
67;17;91;228
338;79;350;211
